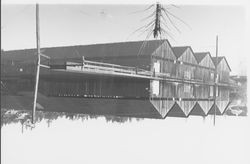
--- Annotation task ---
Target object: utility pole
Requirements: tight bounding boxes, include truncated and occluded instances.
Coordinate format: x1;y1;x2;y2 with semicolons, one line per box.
32;3;41;124
214;35;218;126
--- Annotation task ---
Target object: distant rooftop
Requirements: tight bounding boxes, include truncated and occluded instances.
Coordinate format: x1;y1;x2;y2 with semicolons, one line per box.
172;46;189;59
193;52;208;63
212;56;231;71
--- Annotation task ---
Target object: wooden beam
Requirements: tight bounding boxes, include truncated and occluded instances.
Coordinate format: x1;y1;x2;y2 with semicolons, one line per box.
32;3;40;124
40;64;50;69
40;53;50;59
214;35;218;126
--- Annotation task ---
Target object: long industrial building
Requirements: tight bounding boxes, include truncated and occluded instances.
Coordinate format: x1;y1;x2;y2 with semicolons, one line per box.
1;40;234;119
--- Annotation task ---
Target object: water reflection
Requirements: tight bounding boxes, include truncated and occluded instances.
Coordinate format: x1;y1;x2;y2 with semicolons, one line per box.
1;108;143;131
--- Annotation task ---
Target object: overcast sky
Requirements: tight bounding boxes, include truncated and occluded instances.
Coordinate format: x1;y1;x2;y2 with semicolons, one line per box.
1;3;248;75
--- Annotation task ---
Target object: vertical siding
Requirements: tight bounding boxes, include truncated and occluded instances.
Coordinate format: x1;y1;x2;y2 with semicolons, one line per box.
150;41;176;117
172;48;197;116
200;55;215;69
151;41;176;77
178;48;197;64
176;49;197;80
176;83;194;98
195;85;210;98
176;64;196;79
216;58;230;113
216;101;230;114
176;82;195;116
192;54;216;115
150;99;175;117
176;101;196;116
216;86;230;113
152;41;176;60
198;101;214;115
194;55;215;82
217;58;230;83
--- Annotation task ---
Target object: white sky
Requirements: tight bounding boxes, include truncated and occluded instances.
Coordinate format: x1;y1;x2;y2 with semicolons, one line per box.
1;2;249;75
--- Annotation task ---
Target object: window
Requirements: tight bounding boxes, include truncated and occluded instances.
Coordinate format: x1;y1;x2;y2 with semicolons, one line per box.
209;86;219;97
210;72;214;81
184;70;191;79
153;61;160;73
216;87;219;97
152;80;160;95
216;74;220;83
209;86;213;97
184;84;190;93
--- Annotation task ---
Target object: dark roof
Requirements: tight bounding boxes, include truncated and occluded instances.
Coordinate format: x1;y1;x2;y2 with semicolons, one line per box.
212;56;231;71
193;52;208;63
212;56;224;64
1;40;167;62
188;103;206;116
172;46;189;58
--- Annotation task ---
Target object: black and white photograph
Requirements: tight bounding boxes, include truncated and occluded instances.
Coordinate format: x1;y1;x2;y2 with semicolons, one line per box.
1;0;249;164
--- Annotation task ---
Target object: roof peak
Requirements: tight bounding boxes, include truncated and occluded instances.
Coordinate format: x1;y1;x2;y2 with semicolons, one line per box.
172;46;190;58
212;56;231;71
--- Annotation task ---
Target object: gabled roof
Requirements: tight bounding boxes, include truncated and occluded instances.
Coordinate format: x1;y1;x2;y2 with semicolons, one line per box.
172;46;189;59
212;56;231;71
193;52;207;63
212;56;224;64
194;52;215;68
2;40;168;62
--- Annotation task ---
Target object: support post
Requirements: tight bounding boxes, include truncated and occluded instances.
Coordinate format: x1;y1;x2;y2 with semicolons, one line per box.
32;4;41;124
214;35;218;126
82;56;85;70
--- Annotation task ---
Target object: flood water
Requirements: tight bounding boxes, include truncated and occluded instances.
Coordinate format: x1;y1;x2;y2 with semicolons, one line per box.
1;109;250;164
